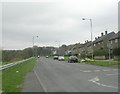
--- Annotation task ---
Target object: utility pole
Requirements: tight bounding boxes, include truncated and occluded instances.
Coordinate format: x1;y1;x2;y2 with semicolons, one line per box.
82;18;93;60
32;36;38;57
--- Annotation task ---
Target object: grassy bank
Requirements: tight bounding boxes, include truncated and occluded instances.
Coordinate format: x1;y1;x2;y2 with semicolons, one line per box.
85;60;120;66
0;62;2;66
2;58;36;93
0;71;2;93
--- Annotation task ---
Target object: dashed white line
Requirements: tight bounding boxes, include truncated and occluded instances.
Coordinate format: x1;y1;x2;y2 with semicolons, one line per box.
94;70;100;72
80;70;84;72
83;70;91;72
106;73;118;76
103;69;109;72
113;69;118;71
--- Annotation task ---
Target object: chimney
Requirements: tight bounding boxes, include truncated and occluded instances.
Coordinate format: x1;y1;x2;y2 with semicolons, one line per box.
105;31;107;35
101;32;104;36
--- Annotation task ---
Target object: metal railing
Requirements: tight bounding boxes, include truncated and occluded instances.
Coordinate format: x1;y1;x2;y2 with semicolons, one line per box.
0;57;34;71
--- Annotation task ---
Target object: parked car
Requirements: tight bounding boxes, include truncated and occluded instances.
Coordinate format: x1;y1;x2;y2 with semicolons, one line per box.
58;56;65;61
53;56;58;60
38;55;40;58
46;56;49;58
68;56;78;63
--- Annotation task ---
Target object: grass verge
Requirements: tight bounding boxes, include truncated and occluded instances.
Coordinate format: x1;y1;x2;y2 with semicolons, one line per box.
2;58;36;93
0;62;2;66
85;60;120;66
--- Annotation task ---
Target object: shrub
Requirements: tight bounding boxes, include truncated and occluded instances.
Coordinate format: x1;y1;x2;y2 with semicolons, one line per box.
113;48;120;56
94;49;108;56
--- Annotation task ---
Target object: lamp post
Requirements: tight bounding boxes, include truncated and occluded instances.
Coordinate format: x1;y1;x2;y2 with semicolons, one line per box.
82;18;93;60
55;41;60;56
33;36;38;57
107;41;111;63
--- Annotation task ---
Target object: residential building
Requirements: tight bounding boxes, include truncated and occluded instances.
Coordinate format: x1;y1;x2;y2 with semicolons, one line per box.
93;31;115;59
109;31;120;49
109;31;120;60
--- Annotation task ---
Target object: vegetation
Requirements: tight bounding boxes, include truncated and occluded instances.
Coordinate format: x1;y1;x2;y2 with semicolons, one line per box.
2;58;36;93
85;60;120;66
86;53;92;58
37;47;53;56
2;46;54;64
80;53;86;59
64;56;69;61
113;48;120;56
0;71;2;92
0;62;2;66
93;49;109;56
2;48;33;63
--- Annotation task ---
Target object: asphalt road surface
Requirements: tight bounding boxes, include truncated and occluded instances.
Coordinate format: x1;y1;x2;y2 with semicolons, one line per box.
22;57;118;92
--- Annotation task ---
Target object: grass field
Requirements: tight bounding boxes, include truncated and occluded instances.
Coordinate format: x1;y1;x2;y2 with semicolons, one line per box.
2;58;36;93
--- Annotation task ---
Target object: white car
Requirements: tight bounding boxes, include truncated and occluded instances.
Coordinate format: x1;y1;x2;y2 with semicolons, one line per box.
46;56;49;58
38;55;40;58
58;56;65;61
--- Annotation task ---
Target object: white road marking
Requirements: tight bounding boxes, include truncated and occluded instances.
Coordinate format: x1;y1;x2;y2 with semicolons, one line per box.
106;73;118;76
80;70;83;71
103;70;109;72
113;69;118;71
94;70;100;72
89;76;99;82
34;70;48;93
83;70;91;72
80;70;91;72
89;76;118;89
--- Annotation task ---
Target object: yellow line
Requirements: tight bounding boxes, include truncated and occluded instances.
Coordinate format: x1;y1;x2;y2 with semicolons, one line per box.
34;70;48;93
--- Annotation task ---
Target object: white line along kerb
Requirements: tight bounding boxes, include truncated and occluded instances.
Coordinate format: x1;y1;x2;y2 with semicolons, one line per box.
34;70;48;93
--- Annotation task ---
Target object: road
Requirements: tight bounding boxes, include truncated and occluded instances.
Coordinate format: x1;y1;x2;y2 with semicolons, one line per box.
22;57;118;92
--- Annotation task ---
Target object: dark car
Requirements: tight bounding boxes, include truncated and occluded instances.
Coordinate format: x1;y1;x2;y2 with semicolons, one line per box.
68;56;78;63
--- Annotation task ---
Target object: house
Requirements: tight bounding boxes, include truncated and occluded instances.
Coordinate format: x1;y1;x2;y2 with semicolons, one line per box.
70;43;81;55
93;31;115;60
66;43;84;56
83;40;92;55
109;31;120;60
109;31;120;49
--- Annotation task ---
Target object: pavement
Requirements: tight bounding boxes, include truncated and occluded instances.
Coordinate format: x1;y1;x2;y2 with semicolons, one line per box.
22;57;119;92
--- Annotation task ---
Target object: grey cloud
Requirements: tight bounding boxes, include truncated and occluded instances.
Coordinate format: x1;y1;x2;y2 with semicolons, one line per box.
2;1;118;50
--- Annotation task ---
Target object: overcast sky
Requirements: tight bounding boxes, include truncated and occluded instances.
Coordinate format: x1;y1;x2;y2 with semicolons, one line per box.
1;0;119;50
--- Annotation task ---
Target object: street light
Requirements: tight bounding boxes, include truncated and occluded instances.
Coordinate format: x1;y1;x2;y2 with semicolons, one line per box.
55;41;60;56
33;36;38;57
82;18;93;60
107;41;111;63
